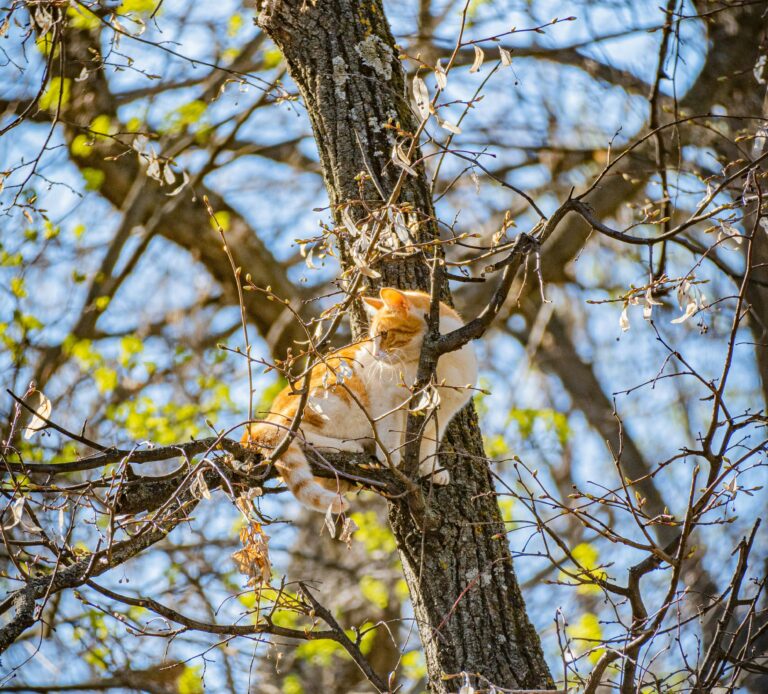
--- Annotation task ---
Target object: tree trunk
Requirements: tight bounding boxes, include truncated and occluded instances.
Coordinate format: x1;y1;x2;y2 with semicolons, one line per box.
257;1;554;691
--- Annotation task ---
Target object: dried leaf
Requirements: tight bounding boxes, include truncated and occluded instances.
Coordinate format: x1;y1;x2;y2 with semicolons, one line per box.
391;142;418;177
34;6;53;35
3;497;41;533
754;55;767;85
671;301;698;324
699;180;714;207
232;521;271;587
324;505;337;539
645;287;663;306
643;287;662;320
131;17;147;37
412;75;431;120
391;210;412;244
676;279;691;308
110;14;129;34
339;515;358;548
435;59;448;89
191;470;211;500
163;163;175;186
643;302;653;320
304;247;317;269
132;134;149;154
410;385;441;413
499;46;512;67
341;206;360;237
146;148;162;181
357;264;381;278
22;389;52;439
20;515;42;533
717;222;743;251
166;170;190;197
619;304;630;332
3;497;25;530
440;119;462;135
469;45;484;73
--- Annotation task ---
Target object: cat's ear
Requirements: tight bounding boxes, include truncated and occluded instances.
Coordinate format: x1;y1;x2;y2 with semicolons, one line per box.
362;296;384;317
380;287;409;314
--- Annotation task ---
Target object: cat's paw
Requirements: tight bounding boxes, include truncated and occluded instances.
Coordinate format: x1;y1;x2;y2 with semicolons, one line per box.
339;439;364;453
375;448;401;467
420;463;450;486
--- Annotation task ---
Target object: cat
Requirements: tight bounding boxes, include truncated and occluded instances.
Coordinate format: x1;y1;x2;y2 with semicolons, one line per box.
242;288;478;513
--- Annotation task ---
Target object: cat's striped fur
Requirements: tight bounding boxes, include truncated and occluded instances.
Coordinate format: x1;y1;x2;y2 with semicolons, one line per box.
242;288;478;513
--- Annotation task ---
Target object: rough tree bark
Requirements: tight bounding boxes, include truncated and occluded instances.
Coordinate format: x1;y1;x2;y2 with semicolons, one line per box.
257;1;554;691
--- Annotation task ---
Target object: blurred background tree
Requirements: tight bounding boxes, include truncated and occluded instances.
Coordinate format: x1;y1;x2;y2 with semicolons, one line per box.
1;0;767;692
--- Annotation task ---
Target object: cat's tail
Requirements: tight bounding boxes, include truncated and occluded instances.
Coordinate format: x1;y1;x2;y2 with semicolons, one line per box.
276;439;349;514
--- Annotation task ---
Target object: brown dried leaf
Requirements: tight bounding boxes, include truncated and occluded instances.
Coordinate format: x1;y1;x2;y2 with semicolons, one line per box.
22;389;52;440
232;521;272;588
339;516;359;549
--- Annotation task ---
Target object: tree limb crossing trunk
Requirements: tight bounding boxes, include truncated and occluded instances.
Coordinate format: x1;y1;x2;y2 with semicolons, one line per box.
257;1;554;690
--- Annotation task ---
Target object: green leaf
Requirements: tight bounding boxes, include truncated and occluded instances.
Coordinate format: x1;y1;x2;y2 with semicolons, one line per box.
89;115;115;140
401;650;427;681
10;277;26;298
227;14;243;36
93;366;118;393
176;665;204;694
19;313;43;332
348;511;396;554
164;100;207;134
262;47;283;69
119;335;143;367
360;576;389;610
81;167;105;191
67;5;100;31
43;220;59;239
39;77;71;111
65;337;101;369
569;612;604;664
208;210;231;233
282;675;303;694
508;408;570;447
118;0;157;14
1;251;23;267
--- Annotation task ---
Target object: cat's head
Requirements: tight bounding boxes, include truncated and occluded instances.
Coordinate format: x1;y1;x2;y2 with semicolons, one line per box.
362;288;429;363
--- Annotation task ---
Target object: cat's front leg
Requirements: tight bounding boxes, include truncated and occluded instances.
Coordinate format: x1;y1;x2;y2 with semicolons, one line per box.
418;417;450;485
374;411;405;467
305;433;365;454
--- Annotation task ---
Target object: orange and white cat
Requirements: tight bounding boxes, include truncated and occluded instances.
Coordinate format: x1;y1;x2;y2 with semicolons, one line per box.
242;288;477;513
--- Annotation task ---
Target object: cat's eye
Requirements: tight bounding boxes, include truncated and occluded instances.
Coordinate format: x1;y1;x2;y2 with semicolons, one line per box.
380;330;389;340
